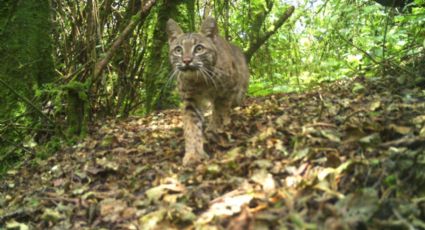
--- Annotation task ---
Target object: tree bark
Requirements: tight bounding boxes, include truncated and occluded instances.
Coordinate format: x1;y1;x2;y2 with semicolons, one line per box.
144;0;182;112
0;0;55;118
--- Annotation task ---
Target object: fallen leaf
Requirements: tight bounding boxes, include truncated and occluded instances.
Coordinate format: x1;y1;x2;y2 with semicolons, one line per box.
41;208;64;223
99;198;127;222
251;169;276;192
138;209;167;230
336;188;379;222
197;191;254;225
227;205;254;230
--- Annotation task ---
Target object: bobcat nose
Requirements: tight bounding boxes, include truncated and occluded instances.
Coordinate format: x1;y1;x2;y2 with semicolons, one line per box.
182;57;192;65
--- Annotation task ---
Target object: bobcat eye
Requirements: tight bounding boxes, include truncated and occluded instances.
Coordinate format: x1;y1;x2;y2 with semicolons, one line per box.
194;45;204;54
174;46;183;55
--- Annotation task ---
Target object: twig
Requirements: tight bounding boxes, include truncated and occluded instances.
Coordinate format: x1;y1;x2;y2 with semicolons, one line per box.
382;7;390;74
42;192;80;204
336;31;421;79
93;0;156;79
335;31;380;64
379;136;425;148
0;76;56;127
0;140;33;162
343;109;368;124
0;207;38;223
244;6;295;62
393;208;416;230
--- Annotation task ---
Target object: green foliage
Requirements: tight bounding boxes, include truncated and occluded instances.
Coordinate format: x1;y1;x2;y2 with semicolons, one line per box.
0;0;55;116
243;0;425;93
63;81;90;137
0;0;56;174
34;137;63;160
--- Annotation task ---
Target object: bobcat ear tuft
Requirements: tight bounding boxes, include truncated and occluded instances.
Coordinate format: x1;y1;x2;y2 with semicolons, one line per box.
200;17;218;38
166;19;183;43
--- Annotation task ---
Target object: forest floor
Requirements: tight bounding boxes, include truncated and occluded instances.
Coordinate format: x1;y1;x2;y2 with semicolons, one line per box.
1;76;425;229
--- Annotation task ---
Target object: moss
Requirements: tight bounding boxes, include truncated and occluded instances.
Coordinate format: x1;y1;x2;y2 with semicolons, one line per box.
143;1;181;113
0;0;56;173
131;13;141;22
0;0;55;118
62;81;89;137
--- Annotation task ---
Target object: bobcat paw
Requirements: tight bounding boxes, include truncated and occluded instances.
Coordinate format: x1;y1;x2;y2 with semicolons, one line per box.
183;151;209;166
206;123;225;134
205;128;220;142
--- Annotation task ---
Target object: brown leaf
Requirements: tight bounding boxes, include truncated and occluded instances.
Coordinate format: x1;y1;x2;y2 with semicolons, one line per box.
227;205;254;230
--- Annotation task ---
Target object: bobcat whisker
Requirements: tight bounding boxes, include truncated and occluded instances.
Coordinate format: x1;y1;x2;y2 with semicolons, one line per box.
200;69;214;88
157;69;179;105
199;68;218;90
198;69;209;87
202;67;224;88
165;69;179;89
197;69;211;88
202;67;223;78
211;66;229;77
176;70;182;82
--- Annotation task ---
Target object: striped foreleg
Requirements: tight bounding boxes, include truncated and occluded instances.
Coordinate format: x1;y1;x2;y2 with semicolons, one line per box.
182;99;208;165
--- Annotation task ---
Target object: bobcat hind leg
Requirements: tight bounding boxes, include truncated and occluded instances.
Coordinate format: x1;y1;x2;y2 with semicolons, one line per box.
209;98;232;133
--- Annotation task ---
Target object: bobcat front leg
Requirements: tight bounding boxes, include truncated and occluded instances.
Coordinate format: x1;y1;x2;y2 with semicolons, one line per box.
182;99;209;165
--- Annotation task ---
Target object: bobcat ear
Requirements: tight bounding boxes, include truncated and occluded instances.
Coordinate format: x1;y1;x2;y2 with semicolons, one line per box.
200;17;218;38
166;19;183;43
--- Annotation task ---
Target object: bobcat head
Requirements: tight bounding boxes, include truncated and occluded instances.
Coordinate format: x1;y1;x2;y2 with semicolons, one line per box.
166;17;218;74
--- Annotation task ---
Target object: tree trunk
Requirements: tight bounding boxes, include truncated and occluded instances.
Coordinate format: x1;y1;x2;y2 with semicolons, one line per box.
144;0;181;112
0;0;57;159
0;0;55;123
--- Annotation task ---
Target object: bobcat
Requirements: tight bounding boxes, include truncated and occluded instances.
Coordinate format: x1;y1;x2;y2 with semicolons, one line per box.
166;17;249;166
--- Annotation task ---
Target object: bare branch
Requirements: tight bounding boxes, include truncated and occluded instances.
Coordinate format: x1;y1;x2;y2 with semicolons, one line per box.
94;0;156;79
0;76;56;127
245;6;295;62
